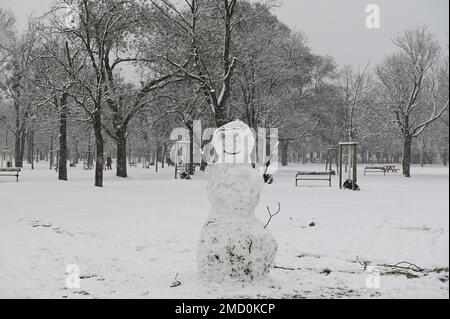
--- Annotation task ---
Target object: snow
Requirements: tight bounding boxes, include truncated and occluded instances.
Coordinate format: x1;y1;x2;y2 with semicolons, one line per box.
0;162;448;299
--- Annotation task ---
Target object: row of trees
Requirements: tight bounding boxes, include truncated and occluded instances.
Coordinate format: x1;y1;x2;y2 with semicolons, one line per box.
0;0;448;186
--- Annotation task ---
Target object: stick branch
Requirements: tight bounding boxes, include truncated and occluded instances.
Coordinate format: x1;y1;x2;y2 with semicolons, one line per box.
264;202;281;229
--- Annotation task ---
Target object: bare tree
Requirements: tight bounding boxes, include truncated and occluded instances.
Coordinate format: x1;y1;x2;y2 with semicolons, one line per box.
0;18;42;168
338;63;373;142
151;0;239;127
41;0;156;185
376;26;449;177
30;33;76;180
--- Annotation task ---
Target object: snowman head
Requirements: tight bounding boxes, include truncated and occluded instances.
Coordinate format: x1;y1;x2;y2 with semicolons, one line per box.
211;120;255;164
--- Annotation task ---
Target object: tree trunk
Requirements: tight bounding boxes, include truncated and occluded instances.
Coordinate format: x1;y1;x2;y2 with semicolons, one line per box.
49;133;54;169
14;133;23;168
72;139;79;165
188;130;194;175
281;141;288;167
161;144;167;169
443;147;448;167
116;129;127;178
20;133;26;166
86;134;93;169
27;132;33;164
93;114;104;187
155;144;159;173
58;94;68;181
215;106;228;128
403;135;413;178
419;137;425;167
30;131;34;170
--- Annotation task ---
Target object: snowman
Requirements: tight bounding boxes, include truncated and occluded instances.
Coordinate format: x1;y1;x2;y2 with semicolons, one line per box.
197;120;278;282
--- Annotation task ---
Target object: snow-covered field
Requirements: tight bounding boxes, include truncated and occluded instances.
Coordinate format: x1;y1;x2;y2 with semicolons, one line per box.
0;162;448;299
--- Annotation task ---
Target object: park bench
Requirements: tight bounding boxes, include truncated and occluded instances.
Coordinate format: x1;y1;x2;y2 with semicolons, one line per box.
384;165;399;174
364;165;399;176
295;170;335;187
364;166;386;175
0;168;21;182
129;161;137;167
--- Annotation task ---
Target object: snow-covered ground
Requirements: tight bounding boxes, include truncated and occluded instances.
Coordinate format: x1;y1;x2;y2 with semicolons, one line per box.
0;162;448;299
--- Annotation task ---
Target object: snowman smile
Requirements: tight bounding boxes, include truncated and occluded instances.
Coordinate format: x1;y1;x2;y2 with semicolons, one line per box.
223;150;242;155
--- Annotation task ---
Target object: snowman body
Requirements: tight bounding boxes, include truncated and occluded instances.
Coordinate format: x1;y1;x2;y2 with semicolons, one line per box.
197;121;278;282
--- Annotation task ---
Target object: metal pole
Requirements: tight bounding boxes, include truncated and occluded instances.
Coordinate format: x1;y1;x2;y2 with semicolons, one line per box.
339;145;343;189
353;144;358;190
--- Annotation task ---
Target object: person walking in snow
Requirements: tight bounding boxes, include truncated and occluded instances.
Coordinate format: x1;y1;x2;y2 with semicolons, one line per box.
106;156;113;170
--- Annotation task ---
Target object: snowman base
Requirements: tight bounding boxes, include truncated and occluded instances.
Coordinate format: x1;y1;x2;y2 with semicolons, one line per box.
198;215;277;282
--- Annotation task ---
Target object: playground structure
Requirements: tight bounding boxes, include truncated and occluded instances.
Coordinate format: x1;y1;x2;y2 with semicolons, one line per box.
338;142;359;191
0;149;13;168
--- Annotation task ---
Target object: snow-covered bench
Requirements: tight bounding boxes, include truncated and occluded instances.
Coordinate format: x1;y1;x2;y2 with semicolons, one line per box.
364;165;399;175
0;168;21;182
364;166;386;175
384;165;399;174
295;170;335;187
129;161;137;167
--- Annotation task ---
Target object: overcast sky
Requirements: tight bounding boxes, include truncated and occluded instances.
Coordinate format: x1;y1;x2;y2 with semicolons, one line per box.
1;0;449;68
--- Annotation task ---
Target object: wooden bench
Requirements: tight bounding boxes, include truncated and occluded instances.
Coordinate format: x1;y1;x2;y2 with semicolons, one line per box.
364;165;399;175
0;168;21;182
364;166;386;175
384;165;399;174
129;162;137;167
295;170;335;187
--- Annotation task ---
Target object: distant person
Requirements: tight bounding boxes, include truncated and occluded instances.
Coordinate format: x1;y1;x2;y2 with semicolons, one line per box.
106;156;113;170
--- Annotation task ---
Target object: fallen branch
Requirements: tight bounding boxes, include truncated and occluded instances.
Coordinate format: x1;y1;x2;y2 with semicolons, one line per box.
378;261;424;273
356;256;370;271
264;202;281;229
273;264;299;271
170;273;182;288
356;257;426;273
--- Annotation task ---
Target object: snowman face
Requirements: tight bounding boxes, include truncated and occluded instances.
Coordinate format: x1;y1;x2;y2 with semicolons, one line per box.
211;121;255;164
